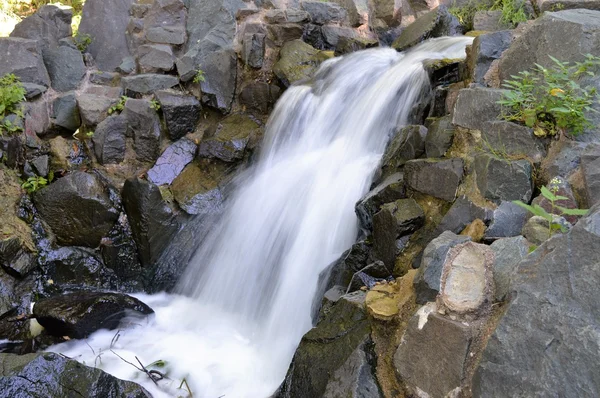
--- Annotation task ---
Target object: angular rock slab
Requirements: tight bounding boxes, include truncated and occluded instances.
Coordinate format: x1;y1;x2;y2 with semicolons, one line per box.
155;90;201;140
425;115;454;158
473;207;600;397
438;241;494;316
481;121;547;163
355;172;406;232
33;291;153;339
451;88;505;131
379;125;427;180
436;195;493;236
147;138;197;186
392;5;461;51
484;200;529;240
92;114;127;165
44;41;86;92
124;98;162;162
404;158;464;202
273;39;333;87
469;30;512;85
489;236;530;302
198;114;260;162
10;5;72;50
171;162;225;215
121;74;179;96
474;153;533;203
0;38;50;87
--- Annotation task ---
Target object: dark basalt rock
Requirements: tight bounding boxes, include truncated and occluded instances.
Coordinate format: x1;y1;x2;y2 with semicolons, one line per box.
10;5;72;51
0;352;151;397
198;114;260;162
92;114;127;165
52;92;81;132
44;40;86;92
378;125;427;181
148;138;198;186
474;154;533;203
356;172;406;232
123;99;161;163
121;74;179;96
155;90;202;140
404;158;464;202
391;6;462;51
0;38;50;87
33;172;119;248
33;291;153;339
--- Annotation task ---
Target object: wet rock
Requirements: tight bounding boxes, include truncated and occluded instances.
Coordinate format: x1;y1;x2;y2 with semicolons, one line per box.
51;92;81;132
171;163;225;215
373;199;424;270
273;39;333;87
473;207;600;397
239;82;281;114
392;6;462;51
470;30;512;85
379;125;427;179
474;154;533;203
77;94;117;127
451;88;505;131
0;237;35;279
124;99;161;163
122;74;179;96
44;40;86;92
325;240;372;289
122;178;180;267
394;310;472;398
484;200;529;240
78;0;135;71
334;35;379;55
438;241;494;315
198;114;260;162
49;136;86;172
147;138;197;186
481;121;547;163
101;213;143;287
301;1;347;24
242;33;265;69
489;236;529;302
9;5;72;51
414;231;471;303
0;269;16;316
34;291;153;339
425;116;454;158
0;38;50;87
404;158;464;202
33;172;119;247
347;260;391;292
0;352;151;397
278;291;372;398
356;172;406;232
155;90;201;140
92;115;127;165
136;44;174;73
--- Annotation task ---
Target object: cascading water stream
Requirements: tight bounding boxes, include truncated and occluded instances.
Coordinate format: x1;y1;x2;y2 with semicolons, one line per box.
49;36;473;398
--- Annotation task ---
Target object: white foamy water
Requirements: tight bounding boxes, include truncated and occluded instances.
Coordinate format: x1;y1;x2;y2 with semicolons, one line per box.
49;37;473;398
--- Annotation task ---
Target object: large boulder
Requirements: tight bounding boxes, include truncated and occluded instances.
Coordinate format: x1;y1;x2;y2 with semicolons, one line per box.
480;121;547;164
0;38;50;87
391;6;461;51
378;125;427;180
451;88;505;131
43;40;86;92
52;92;81;132
10;5;72;51
78;0;136;71
473;206;600;397
469;30;512;86
273;40;333;87
155;90;201;140
123;99;162;162
92;114;127;165
33;172;119;247
147;138;197;186
0;352;151;397
33;291;153;339
404;158;464;202
198;114;260;162
474;154;533;203
435;196;493;235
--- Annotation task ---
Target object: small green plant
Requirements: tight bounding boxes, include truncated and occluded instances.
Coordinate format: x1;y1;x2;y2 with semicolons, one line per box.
73;32;92;52
150;99;161;111
550;2;565;11
0;73;26;135
513;178;589;237
497;0;528;27
499;54;600;137
193;68;205;84
21;175;48;193
449;0;528;30
108;96;128;115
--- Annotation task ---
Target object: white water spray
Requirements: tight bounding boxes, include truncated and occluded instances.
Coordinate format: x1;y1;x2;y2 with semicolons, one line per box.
49;37;472;398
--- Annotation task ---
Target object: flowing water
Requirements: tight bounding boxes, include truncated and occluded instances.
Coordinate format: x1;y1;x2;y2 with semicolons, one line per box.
49;37;473;398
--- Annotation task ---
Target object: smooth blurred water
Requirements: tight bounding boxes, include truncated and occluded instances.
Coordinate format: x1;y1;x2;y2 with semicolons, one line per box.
49;37;473;398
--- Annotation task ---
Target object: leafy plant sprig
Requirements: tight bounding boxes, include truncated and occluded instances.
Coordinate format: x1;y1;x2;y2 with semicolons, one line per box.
193;68;206;84
73;32;93;53
108;96;128;115
21;175;48;193
0;73;26;136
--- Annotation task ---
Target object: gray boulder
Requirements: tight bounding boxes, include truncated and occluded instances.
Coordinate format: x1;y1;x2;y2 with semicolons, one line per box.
373;198;424;270
452;87;505;131
198;114;260;162
33;172;119;247
404;158;464;202
143;0;187;45
78;0;135;71
44;41;86;92
473;206;600;397
242;32;266;69
239;82;281;114
273;40;333;87
147;138;197;186
136;44;174;73
425;116;454;158
379;125;427;180
89;71;121;86
52;92;81;132
121;74;179;96
124;99;162;162
581;145;600;206
521;216;555;245
470;30;512;85
474;154;533;203
92;114;127;165
355;172;406;232
10;5;72;51
484;200;529;240
77;94;117;127
481;121;547;163
392;6;461;51
301;1;348;24
171;163;226;215
489;236;530;302
155;89;201;140
436;195;493;235
0;38;50;87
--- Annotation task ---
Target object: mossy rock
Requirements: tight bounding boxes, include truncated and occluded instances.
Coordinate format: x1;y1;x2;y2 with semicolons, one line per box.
273;40;334;87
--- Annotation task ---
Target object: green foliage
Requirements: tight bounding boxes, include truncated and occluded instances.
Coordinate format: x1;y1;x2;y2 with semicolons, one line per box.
193;68;206;84
499;54;600;137
21;175;48;193
150;99;161;111
513;178;588;237
108;96;128;115
448;0;528;31
0;73;26;135
73;32;92;52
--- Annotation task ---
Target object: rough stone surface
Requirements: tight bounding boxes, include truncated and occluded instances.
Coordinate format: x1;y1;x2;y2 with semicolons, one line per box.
489;236;529;302
78;0;135;71
537;0;600;12
414;231;471;303
470;30;512;85
451;88;505;131
273;39;333;87
155;90;201;140
147;138;197;186
425;116;454;158
0;352;151;397
356;172;406;232
33;172;119;247
0;38;50;87
124;99;162;162
198;114;259;162
404;158;464;202
239;82;281;114
301;1;348;24
33;291;153;338
373;199;424;270
242;32;265;69
473;207;600;397
532;176;580;224
473;10;509;31
121;74;179;96
171;163;225;215
394;310;472;398
581;145;600;207
474;154;533;203
44;41;86;92
521;216;554;245
481;121;547;163
484;200;529;240
379;125;427;180
52;92;81;132
92;114;127;165
10;5;72;51
136;44;174;73
77;94;116;127
392;6;461;51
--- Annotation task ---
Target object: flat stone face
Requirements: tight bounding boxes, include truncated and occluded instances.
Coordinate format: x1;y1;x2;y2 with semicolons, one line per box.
489;236;529;302
171;163;225;215
481;121;547;163
273;39;333;87
122;74;179;95
355;172;406;232
0;38;50;87
404;158;464;202
137;44;174;73
484;200;529;240
439;242;494;315
301;1;347;24
474;153;533;203
451;88;505;131
44;43;86;92
379;125;427;180
92;114;127;165
470;30;512;85
155;90;201;140
147;138;197;186
392;6;461;51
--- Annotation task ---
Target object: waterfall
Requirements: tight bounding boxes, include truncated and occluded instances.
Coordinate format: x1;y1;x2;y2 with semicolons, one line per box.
49;37;473;398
